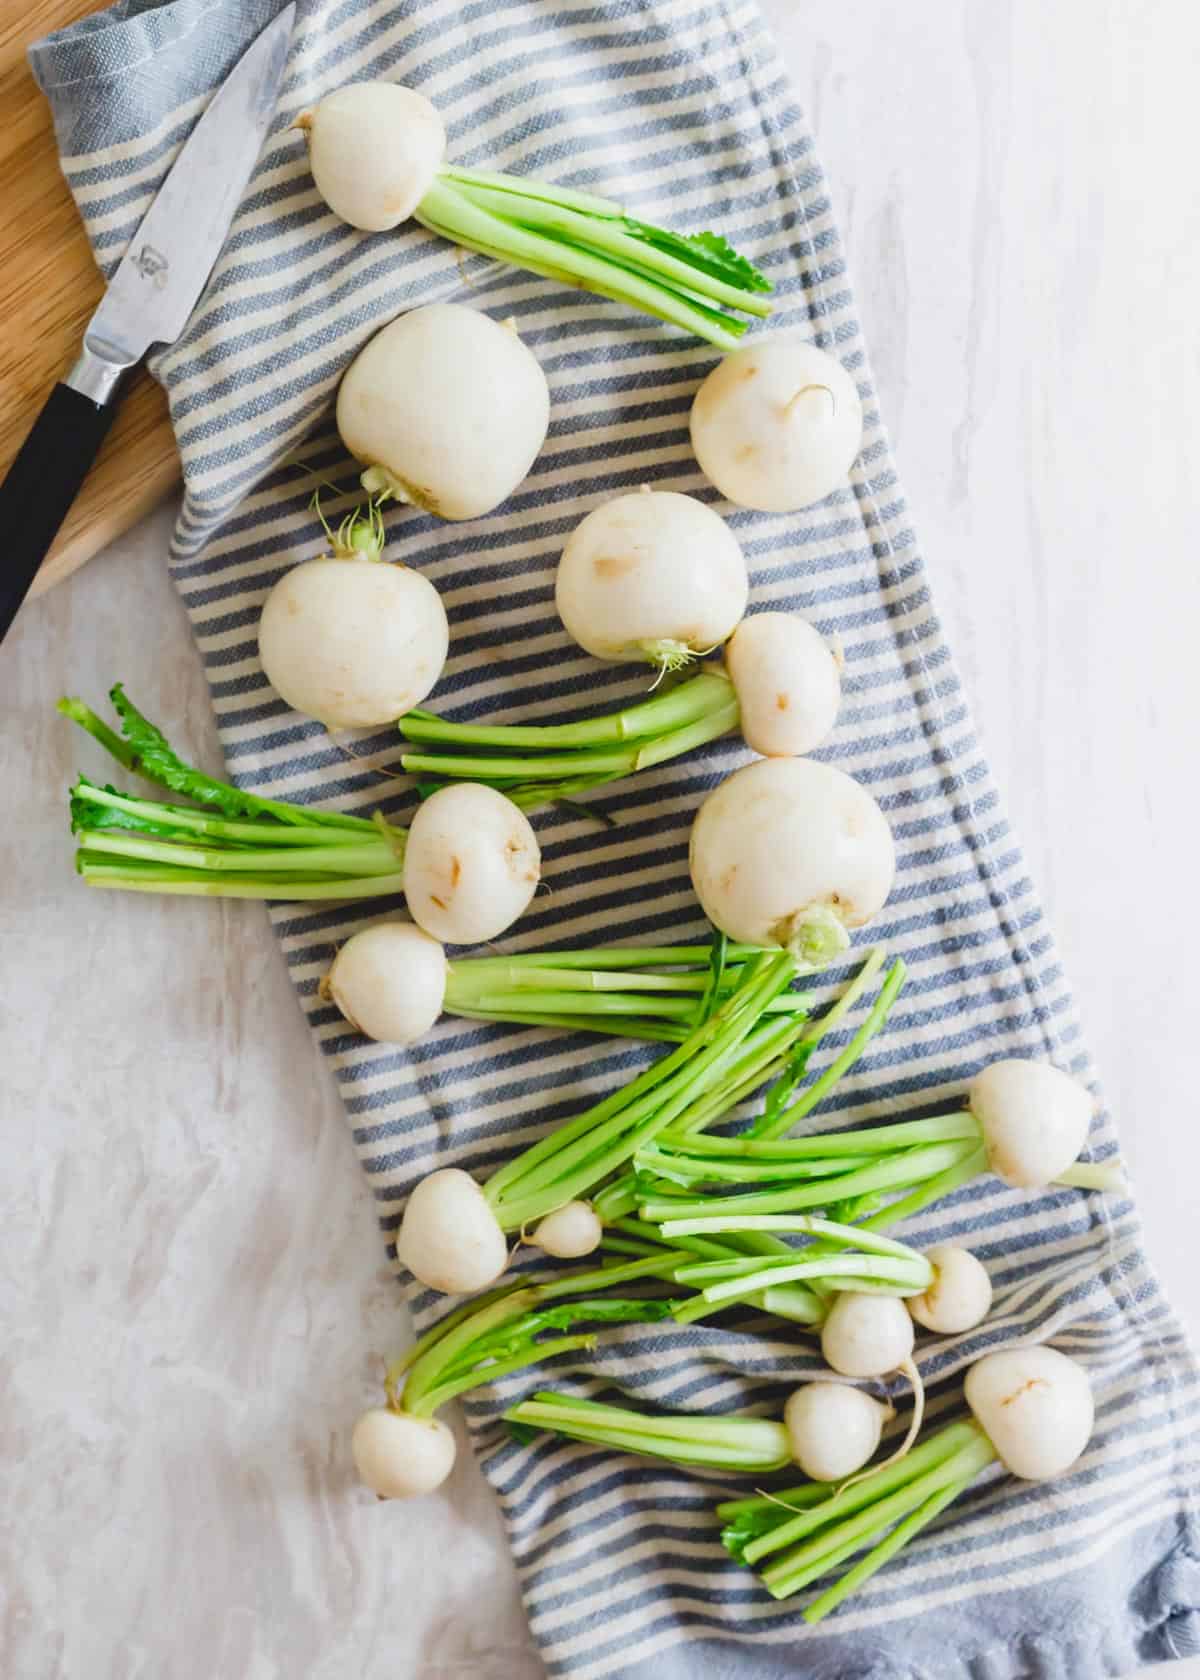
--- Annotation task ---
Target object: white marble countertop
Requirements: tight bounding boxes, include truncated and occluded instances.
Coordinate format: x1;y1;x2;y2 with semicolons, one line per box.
2;3;1197;1676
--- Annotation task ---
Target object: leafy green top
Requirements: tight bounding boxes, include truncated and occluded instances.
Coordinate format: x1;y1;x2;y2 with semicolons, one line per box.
59;688;372;833
621;220;773;296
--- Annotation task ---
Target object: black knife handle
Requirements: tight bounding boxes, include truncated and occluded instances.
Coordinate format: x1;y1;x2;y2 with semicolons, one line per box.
0;381;120;643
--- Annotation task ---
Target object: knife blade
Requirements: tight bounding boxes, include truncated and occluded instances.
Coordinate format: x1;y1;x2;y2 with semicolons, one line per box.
0;3;296;645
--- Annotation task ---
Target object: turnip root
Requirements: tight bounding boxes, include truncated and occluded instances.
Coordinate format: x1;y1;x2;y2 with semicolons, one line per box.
337;304;550;521
300;83;446;232
724;613;840;756
402;783;540;945
530;1201;603;1259
965;1345;1094;1480
351;1406;457;1498
907;1245;993;1335
690;338;863;512
784;1383;893;1482
258;556;448;729
395;1167;508;1295
969;1059;1094;1189
689;757;895;962
820;1292;915;1379
323;922;447;1045
555;489;748;672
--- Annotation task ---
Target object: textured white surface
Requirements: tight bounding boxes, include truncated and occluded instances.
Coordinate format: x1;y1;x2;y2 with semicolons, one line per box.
1;2;1197;1675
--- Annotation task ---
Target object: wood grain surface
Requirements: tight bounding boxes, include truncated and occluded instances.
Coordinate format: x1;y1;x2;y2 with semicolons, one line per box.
0;0;178;599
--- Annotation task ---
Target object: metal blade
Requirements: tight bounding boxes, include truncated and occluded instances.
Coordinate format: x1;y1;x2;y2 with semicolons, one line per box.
83;5;294;372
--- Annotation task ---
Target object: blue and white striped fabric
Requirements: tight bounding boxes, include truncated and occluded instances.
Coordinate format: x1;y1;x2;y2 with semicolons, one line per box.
33;2;1200;1674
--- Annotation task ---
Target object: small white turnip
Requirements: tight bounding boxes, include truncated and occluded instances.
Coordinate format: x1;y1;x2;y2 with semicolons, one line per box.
324;922;447;1045
258;557;448;729
351;1405;457;1498
820;1292;915;1379
690;337;863;512
965;1345;1094;1481
531;1201;603;1259
300;82;446;232
338;304;550;521
688;757;895;961
402;783;540;945
395;1167;508;1295
555;489;748;672
969;1059;1094;1189
907;1245;993;1335
784;1382;893;1482
724;611;841;756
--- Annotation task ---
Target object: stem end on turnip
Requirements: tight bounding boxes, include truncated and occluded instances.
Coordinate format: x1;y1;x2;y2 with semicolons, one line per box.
779;905;852;969
638;638;700;679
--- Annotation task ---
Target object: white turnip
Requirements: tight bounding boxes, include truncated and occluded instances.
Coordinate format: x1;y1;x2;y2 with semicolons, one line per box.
969;1059;1094;1189
402;783;540;945
338;304;550;521
723;612;841;756
907;1245;993;1335
690;337;863;512
258;556;448;729
820;1292;915;1379
395;1167;508;1295
324;922;447;1045
531;1201;603;1259
555;488;748;673
965;1345;1094;1480
784;1382;893;1482
689;757;895;962
299;83;446;232
351;1405;457;1498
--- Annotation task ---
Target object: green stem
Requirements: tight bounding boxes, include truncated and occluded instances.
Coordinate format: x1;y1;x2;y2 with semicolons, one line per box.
507;1391;792;1471
637;1139;981;1222
403;700;739;803
854;1144;990;1234
484;954;795;1223
760;1433;995;1598
401;672;735;752
77;861;409;900
751;959;908;1138
738;1418;984;1566
438;163;624;218
73;782;373;846
417;1334;599;1414
75;830;397;877
697;1251;931;1308
453;1007;688;1043
457;943;763;972
1057;1159;1126;1192
802;1474;971;1622
448;179;774;317
414;179;753;349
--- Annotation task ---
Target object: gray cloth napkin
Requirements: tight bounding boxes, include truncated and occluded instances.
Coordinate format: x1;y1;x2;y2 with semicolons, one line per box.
31;1;1200;1675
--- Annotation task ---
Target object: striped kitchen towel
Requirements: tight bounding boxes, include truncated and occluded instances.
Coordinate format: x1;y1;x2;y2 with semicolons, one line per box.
31;1;1200;1675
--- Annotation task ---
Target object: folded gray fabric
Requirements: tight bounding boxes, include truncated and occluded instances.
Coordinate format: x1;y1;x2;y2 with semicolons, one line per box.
31;2;1200;1675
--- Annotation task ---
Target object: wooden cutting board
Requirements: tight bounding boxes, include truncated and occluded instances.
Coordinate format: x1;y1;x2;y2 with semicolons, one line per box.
0;0;179;598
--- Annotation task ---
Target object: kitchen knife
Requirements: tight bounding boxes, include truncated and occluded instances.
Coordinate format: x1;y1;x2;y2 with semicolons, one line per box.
0;3;296;645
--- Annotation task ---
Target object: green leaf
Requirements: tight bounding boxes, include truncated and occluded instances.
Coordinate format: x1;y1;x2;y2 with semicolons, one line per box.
720;1512;782;1563
754;1041;817;1133
106;685;309;826
70;779;199;841
463;1296;677;1368
620;220;772;295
